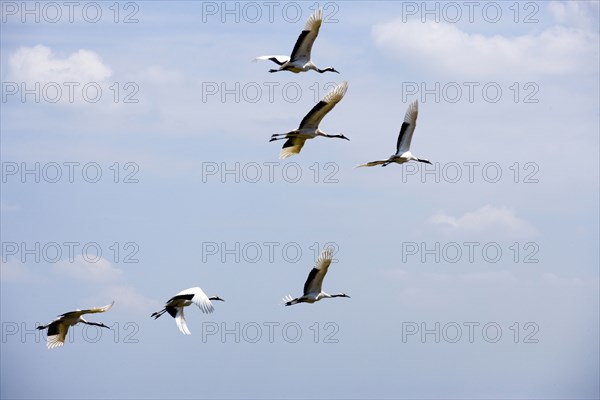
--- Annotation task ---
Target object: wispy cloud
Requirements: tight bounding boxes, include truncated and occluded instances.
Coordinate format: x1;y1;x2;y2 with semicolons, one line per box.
542;272;587;288
0;259;45;284
427;205;538;238
372;17;599;78
549;1;600;31
0;201;19;213
51;256;157;315
8;45;112;83
54;255;123;283
99;284;161;316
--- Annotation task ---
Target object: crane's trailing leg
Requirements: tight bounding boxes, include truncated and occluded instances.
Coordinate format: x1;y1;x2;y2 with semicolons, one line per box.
283;295;300;306
151;309;167;319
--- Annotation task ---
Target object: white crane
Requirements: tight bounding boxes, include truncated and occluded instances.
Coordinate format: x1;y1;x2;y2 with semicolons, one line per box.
357;100;432;167
283;247;350;306
36;301;114;349
270;81;349;159
151;287;224;335
254;9;338;74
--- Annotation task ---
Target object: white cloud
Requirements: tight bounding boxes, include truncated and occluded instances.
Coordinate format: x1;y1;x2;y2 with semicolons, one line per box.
383;269;521;308
383;269;599;315
385;269;519;286
52;255;157;315
372;20;598;78
136;65;184;85
427;205;538;238
54;255;123;283
100;284;161;316
542;272;587;288
0;202;19;212
0;259;45;284
549;1;600;31
8;44;112;83
460;270;519;285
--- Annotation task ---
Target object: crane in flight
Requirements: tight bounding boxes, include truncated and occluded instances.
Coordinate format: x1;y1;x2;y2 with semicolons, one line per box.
270;81;349;159
254;9;339;74
357;100;432;167
151;287;224;335
37;301;114;349
283;247;350;306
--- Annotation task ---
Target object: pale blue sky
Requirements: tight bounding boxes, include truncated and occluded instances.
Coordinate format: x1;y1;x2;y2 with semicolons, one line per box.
1;1;599;399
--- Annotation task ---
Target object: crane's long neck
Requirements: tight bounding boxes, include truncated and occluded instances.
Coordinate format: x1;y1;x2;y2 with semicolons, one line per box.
319;132;348;140
82;319;110;329
315;66;338;73
320;292;349;299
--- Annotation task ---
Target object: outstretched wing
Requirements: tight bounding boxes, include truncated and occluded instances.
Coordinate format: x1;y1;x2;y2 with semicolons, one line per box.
174;307;191;335
303;247;333;295
78;301;114;316
299;81;348;129
173;287;215;314
280;137;307;159
46;320;69;349
253;55;290;65
290;9;323;62
356;160;388;168
396;100;418;154
60;301;114;320
191;288;215;314
167;294;194;305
